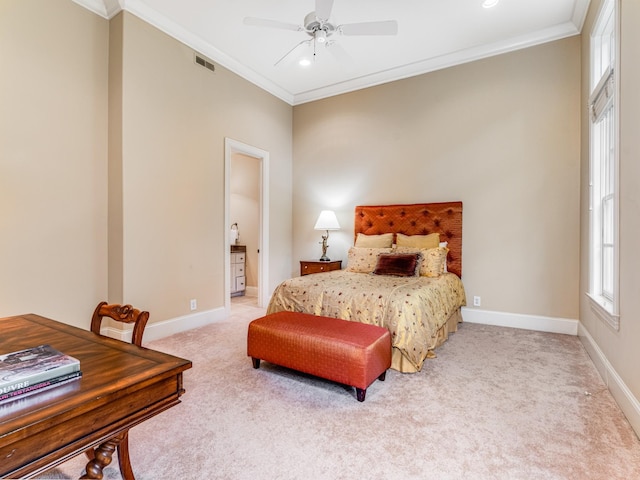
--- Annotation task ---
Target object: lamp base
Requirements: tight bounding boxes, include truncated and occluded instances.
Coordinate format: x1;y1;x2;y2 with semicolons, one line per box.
318;232;331;262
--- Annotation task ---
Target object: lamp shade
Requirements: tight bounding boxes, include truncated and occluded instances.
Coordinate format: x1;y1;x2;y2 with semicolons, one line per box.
314;210;340;231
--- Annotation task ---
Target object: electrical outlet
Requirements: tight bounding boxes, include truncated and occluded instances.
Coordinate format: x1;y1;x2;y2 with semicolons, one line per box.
473;296;481;307
190;299;197;311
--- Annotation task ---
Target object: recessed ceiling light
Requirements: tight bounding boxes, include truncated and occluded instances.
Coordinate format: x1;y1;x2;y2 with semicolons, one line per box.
299;58;311;67
482;0;499;8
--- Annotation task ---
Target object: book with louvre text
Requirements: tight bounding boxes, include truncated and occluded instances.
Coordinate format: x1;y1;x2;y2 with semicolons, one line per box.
0;370;82;406
0;344;81;395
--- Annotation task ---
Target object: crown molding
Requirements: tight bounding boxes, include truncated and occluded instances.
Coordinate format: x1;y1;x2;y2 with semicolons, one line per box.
72;0;122;19
72;0;294;104
572;0;591;30
292;20;581;105
71;0;591;106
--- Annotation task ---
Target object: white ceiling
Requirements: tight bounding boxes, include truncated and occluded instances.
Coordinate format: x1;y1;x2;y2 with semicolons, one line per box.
74;0;591;105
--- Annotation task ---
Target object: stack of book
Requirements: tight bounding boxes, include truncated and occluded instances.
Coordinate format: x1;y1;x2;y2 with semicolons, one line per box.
0;344;82;405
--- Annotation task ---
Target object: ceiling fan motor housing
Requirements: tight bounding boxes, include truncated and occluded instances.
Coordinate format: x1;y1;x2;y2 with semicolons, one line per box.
304;11;336;38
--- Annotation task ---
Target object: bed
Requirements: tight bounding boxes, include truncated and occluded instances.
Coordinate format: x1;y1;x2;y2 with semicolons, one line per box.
267;202;467;373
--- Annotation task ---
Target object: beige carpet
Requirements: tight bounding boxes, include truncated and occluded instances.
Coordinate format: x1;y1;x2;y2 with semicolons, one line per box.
40;302;640;480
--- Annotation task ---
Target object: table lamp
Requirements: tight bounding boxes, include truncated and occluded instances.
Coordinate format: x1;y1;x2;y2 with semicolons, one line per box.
314;210;340;261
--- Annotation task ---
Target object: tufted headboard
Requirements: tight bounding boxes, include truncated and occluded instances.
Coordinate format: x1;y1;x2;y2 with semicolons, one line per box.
354;202;463;277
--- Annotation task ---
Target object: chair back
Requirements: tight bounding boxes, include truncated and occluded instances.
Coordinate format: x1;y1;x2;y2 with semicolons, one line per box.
91;301;149;347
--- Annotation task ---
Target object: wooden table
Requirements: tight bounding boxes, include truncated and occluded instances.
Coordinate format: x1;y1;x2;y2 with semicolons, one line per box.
0;313;192;479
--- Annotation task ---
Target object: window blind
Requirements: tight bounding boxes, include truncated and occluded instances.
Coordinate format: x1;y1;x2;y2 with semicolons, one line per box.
590;67;614;123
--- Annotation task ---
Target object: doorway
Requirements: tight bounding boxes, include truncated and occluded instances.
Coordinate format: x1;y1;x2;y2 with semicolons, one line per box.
224;138;269;311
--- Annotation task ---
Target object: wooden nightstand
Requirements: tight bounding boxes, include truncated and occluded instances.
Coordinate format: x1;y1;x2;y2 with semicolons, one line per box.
300;260;342;276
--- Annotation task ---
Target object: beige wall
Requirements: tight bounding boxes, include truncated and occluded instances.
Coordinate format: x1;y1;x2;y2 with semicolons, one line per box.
0;1;109;328
0;2;293;330
293;37;581;320
579;0;640;421
230;152;260;288
113;12;292;324
108;12;124;305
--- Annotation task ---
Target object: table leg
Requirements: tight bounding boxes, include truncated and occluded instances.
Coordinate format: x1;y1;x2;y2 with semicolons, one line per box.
81;432;127;480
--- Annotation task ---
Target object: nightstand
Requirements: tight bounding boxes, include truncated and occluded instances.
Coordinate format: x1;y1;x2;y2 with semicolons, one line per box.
300;260;342;276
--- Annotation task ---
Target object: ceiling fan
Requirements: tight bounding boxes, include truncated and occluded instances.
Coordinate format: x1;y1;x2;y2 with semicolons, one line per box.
243;0;398;66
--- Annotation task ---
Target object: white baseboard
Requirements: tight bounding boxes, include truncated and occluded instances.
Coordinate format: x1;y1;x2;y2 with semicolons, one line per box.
461;307;639;438
578;323;640;437
101;306;228;343
106;306;577;345
245;286;258;297
101;303;639;437
461;307;579;335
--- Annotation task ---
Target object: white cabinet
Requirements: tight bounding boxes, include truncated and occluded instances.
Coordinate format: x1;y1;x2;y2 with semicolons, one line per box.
231;249;246;297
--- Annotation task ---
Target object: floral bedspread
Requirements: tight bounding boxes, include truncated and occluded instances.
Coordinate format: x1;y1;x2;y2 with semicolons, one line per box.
266;270;467;372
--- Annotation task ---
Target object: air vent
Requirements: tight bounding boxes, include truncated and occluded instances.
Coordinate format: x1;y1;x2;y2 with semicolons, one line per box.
194;54;215;73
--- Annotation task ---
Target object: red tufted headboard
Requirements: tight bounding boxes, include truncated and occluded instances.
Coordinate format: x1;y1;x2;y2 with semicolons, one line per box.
354;202;463;277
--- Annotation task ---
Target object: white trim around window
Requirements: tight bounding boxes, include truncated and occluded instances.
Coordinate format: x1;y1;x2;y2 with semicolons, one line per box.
587;0;620;331
586;292;620;330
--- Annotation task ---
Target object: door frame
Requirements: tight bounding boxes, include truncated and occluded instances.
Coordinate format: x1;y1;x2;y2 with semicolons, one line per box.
224;137;269;310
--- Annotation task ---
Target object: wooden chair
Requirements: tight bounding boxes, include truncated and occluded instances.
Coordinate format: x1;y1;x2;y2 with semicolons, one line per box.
85;301;150;480
90;301;149;347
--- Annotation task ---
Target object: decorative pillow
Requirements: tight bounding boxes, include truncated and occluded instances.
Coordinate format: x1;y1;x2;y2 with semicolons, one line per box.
395;246;449;277
372;253;421;277
421;247;449;277
354;233;394;248
346;247;394;273
439;242;448;272
396;232;440;249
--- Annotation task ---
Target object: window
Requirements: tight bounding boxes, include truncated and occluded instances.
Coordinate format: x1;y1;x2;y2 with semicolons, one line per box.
588;0;619;330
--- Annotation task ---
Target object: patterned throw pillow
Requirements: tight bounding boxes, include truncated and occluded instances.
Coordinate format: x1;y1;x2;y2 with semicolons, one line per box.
420;247;448;277
346;247;394;273
395;246;449;277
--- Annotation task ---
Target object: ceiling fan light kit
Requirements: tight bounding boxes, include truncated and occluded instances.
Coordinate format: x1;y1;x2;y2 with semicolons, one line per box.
244;0;398;67
482;0;500;8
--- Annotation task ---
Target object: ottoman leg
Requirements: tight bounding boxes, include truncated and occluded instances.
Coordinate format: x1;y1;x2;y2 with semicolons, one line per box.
378;371;386;381
356;388;367;402
251;358;261;369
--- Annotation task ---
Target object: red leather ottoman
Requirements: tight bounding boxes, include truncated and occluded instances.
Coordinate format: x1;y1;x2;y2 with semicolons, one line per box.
247;311;391;402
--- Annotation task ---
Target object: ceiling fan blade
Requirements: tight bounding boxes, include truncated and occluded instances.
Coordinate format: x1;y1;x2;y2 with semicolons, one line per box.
274;40;312;67
315;0;334;21
325;41;353;66
340;20;398;36
243;17;301;32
